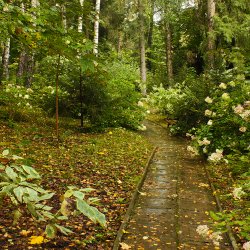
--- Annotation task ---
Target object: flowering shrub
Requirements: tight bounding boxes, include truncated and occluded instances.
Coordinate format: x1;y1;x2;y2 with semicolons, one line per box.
196;225;223;247
185;75;250;246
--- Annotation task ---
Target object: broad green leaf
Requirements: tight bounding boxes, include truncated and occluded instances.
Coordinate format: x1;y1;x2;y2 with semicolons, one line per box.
73;190;85;200
76;199;106;227
2;149;9;156
40;210;54;219
13;187;25;202
12;155;23;160
22;165;40;179
27;202;39;219
54;224;73;235
20;182;46;193
25;187;39;202
64;189;74;198
45;224;57;238
56;215;68;220
0;183;17;194
38;192;54;201
5;166;18;182
35;204;53;211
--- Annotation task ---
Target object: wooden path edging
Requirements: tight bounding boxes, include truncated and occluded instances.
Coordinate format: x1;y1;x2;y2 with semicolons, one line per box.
204;165;239;250
112;147;158;250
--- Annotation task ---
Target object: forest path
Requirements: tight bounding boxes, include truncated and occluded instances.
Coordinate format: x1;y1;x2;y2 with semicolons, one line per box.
121;120;231;249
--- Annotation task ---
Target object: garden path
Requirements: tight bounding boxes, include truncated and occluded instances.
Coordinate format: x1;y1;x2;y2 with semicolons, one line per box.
121;120;231;249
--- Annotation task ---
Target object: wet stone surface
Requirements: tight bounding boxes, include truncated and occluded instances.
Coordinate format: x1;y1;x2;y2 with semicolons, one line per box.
121;121;232;250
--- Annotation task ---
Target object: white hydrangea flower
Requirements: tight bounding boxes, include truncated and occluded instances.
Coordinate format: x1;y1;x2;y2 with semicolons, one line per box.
205;109;212;116
187;146;199;156
26;88;33;93
233;104;244;114
240;110;250;120
243;241;250;250
221;93;230;100
207;120;213;126
196;225;209;237
210;232;223;247
219;83;227;89
205;97;213;104
239;127;247;133
137;101;144;107
24;94;29;99
208;149;223;162
232;187;246;200
198;138;211;146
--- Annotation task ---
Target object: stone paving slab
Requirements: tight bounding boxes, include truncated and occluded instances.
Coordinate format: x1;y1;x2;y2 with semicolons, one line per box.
121;121;232;250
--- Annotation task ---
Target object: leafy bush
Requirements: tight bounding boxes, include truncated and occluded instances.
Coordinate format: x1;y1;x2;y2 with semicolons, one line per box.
88;60;145;130
0;149;106;239
148;71;209;134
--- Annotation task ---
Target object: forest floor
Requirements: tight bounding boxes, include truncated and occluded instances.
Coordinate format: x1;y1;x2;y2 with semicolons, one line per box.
120;120;232;250
0;117;153;249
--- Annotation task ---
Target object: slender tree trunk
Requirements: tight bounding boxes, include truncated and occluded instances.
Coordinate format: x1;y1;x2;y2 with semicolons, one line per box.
117;30;123;58
165;22;173;82
207;0;216;69
138;0;147;96
55;55;61;143
78;0;84;33
147;0;154;71
61;5;67;30
93;0;101;55
2;38;11;80
78;0;84;127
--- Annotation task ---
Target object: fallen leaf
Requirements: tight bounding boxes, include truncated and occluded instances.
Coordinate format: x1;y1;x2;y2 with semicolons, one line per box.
120;242;131;249
29;236;44;245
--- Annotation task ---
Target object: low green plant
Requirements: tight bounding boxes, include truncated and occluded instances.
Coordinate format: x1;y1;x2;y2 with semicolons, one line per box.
0;149;106;239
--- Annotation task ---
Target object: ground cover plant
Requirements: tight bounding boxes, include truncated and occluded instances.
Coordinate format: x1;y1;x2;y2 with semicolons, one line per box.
0;117;153;249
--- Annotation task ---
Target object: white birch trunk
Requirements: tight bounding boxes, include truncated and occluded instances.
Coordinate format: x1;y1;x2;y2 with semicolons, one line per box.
78;0;84;33
61;5;67;30
2;38;11;80
93;0;101;55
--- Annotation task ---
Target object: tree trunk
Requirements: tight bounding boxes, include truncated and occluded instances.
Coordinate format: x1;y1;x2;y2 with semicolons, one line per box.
78;0;84;33
117;30;123;58
207;0;216;69
93;0;101;55
165;22;173;82
138;0;147;96
2;38;11;81
147;0;154;71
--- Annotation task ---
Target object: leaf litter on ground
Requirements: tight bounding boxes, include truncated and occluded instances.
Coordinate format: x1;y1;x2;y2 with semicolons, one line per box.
0;119;153;249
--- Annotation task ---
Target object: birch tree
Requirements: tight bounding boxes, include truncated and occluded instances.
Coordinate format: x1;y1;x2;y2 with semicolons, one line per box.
2;38;11;80
93;0;101;55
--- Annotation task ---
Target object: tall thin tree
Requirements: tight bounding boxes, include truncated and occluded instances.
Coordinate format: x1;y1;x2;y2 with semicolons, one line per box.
138;0;147;96
93;0;101;55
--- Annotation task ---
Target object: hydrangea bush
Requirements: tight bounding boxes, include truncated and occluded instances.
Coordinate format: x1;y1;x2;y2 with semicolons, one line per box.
187;77;250;247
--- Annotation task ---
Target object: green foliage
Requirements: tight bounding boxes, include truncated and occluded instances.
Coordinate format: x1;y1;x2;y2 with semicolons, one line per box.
0;149;106;239
148;70;209;134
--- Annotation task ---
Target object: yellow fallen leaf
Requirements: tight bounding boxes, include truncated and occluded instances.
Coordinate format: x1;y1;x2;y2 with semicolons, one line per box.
120;242;131;249
97;152;105;155
20;230;31;237
29;235;44;245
